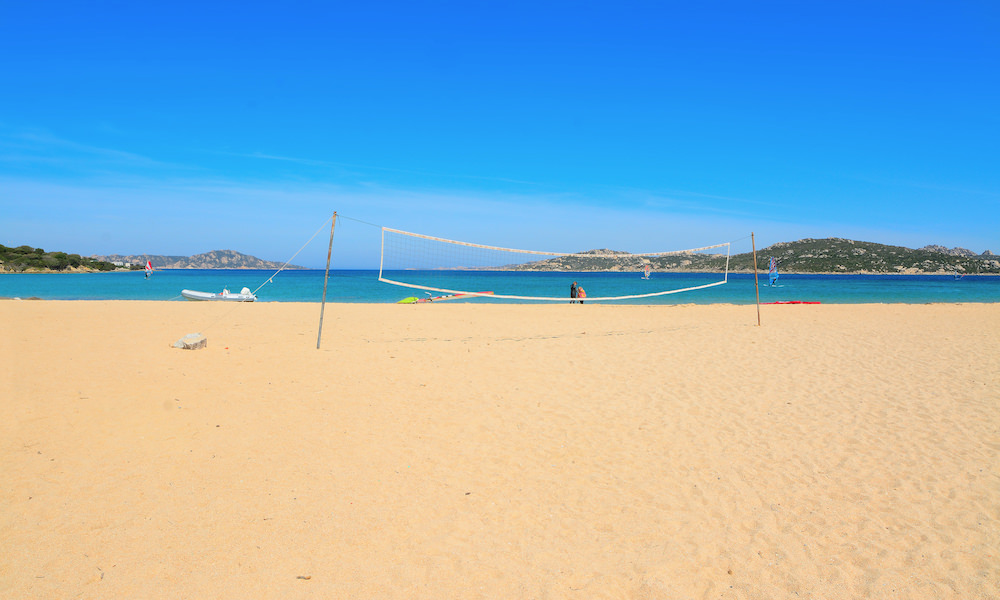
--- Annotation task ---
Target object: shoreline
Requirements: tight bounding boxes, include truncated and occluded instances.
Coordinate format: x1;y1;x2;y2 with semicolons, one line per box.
3;297;1000;306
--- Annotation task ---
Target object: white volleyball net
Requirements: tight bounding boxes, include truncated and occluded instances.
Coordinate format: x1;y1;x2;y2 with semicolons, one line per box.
378;227;732;302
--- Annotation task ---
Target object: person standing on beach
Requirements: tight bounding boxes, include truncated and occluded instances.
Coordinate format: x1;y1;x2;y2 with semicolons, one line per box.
570;281;578;304
577;286;586;304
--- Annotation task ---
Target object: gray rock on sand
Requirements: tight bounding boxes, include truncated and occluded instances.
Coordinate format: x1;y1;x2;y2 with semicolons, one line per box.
173;333;207;350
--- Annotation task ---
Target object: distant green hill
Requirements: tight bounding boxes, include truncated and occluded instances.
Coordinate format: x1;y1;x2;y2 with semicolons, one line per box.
0;244;120;273
725;239;999;274
507;238;1000;274
2;246;303;273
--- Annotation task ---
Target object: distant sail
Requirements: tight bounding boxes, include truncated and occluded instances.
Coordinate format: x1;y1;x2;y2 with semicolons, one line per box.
642;263;651;279
768;257;779;286
145;260;152;278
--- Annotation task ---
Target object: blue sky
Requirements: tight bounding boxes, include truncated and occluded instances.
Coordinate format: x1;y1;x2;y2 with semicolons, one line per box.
2;1;998;268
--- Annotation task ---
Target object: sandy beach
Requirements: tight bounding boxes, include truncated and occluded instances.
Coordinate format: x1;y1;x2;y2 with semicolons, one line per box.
2;300;998;599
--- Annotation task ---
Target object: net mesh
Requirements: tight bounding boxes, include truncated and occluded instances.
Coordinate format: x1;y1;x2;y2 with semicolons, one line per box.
379;227;731;302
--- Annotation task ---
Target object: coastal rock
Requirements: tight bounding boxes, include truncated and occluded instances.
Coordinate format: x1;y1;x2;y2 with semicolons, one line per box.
173;333;207;350
918;245;979;258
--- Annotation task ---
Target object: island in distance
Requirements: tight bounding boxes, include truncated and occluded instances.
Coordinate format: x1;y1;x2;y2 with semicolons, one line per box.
94;249;305;270
501;239;999;275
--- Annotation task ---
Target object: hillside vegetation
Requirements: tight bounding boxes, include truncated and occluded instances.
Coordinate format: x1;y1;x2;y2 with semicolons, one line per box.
0;244;120;273
734;239;998;274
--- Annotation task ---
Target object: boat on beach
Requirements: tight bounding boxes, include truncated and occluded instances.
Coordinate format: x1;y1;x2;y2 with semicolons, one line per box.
181;287;257;302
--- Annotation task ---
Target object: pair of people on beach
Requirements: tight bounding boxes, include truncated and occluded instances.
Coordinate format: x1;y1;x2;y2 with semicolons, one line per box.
570;281;586;304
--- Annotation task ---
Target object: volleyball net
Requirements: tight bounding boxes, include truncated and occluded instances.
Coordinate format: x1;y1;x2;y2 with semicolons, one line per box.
378;227;732;302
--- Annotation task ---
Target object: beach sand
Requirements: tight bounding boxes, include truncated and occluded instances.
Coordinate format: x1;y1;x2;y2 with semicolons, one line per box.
2;301;998;599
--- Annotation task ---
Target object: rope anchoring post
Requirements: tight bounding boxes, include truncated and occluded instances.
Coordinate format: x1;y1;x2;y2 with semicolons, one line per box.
316;212;337;349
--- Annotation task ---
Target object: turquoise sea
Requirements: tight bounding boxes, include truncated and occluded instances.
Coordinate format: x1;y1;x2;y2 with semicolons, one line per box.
1;269;997;304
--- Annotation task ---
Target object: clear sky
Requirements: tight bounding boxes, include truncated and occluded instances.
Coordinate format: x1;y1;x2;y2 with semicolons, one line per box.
2;1;998;268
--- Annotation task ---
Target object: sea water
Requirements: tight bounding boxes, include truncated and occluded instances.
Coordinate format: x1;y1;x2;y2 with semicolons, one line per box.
1;269;998;304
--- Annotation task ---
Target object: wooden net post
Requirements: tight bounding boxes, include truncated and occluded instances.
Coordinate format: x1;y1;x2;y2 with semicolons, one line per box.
316;212;337;349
